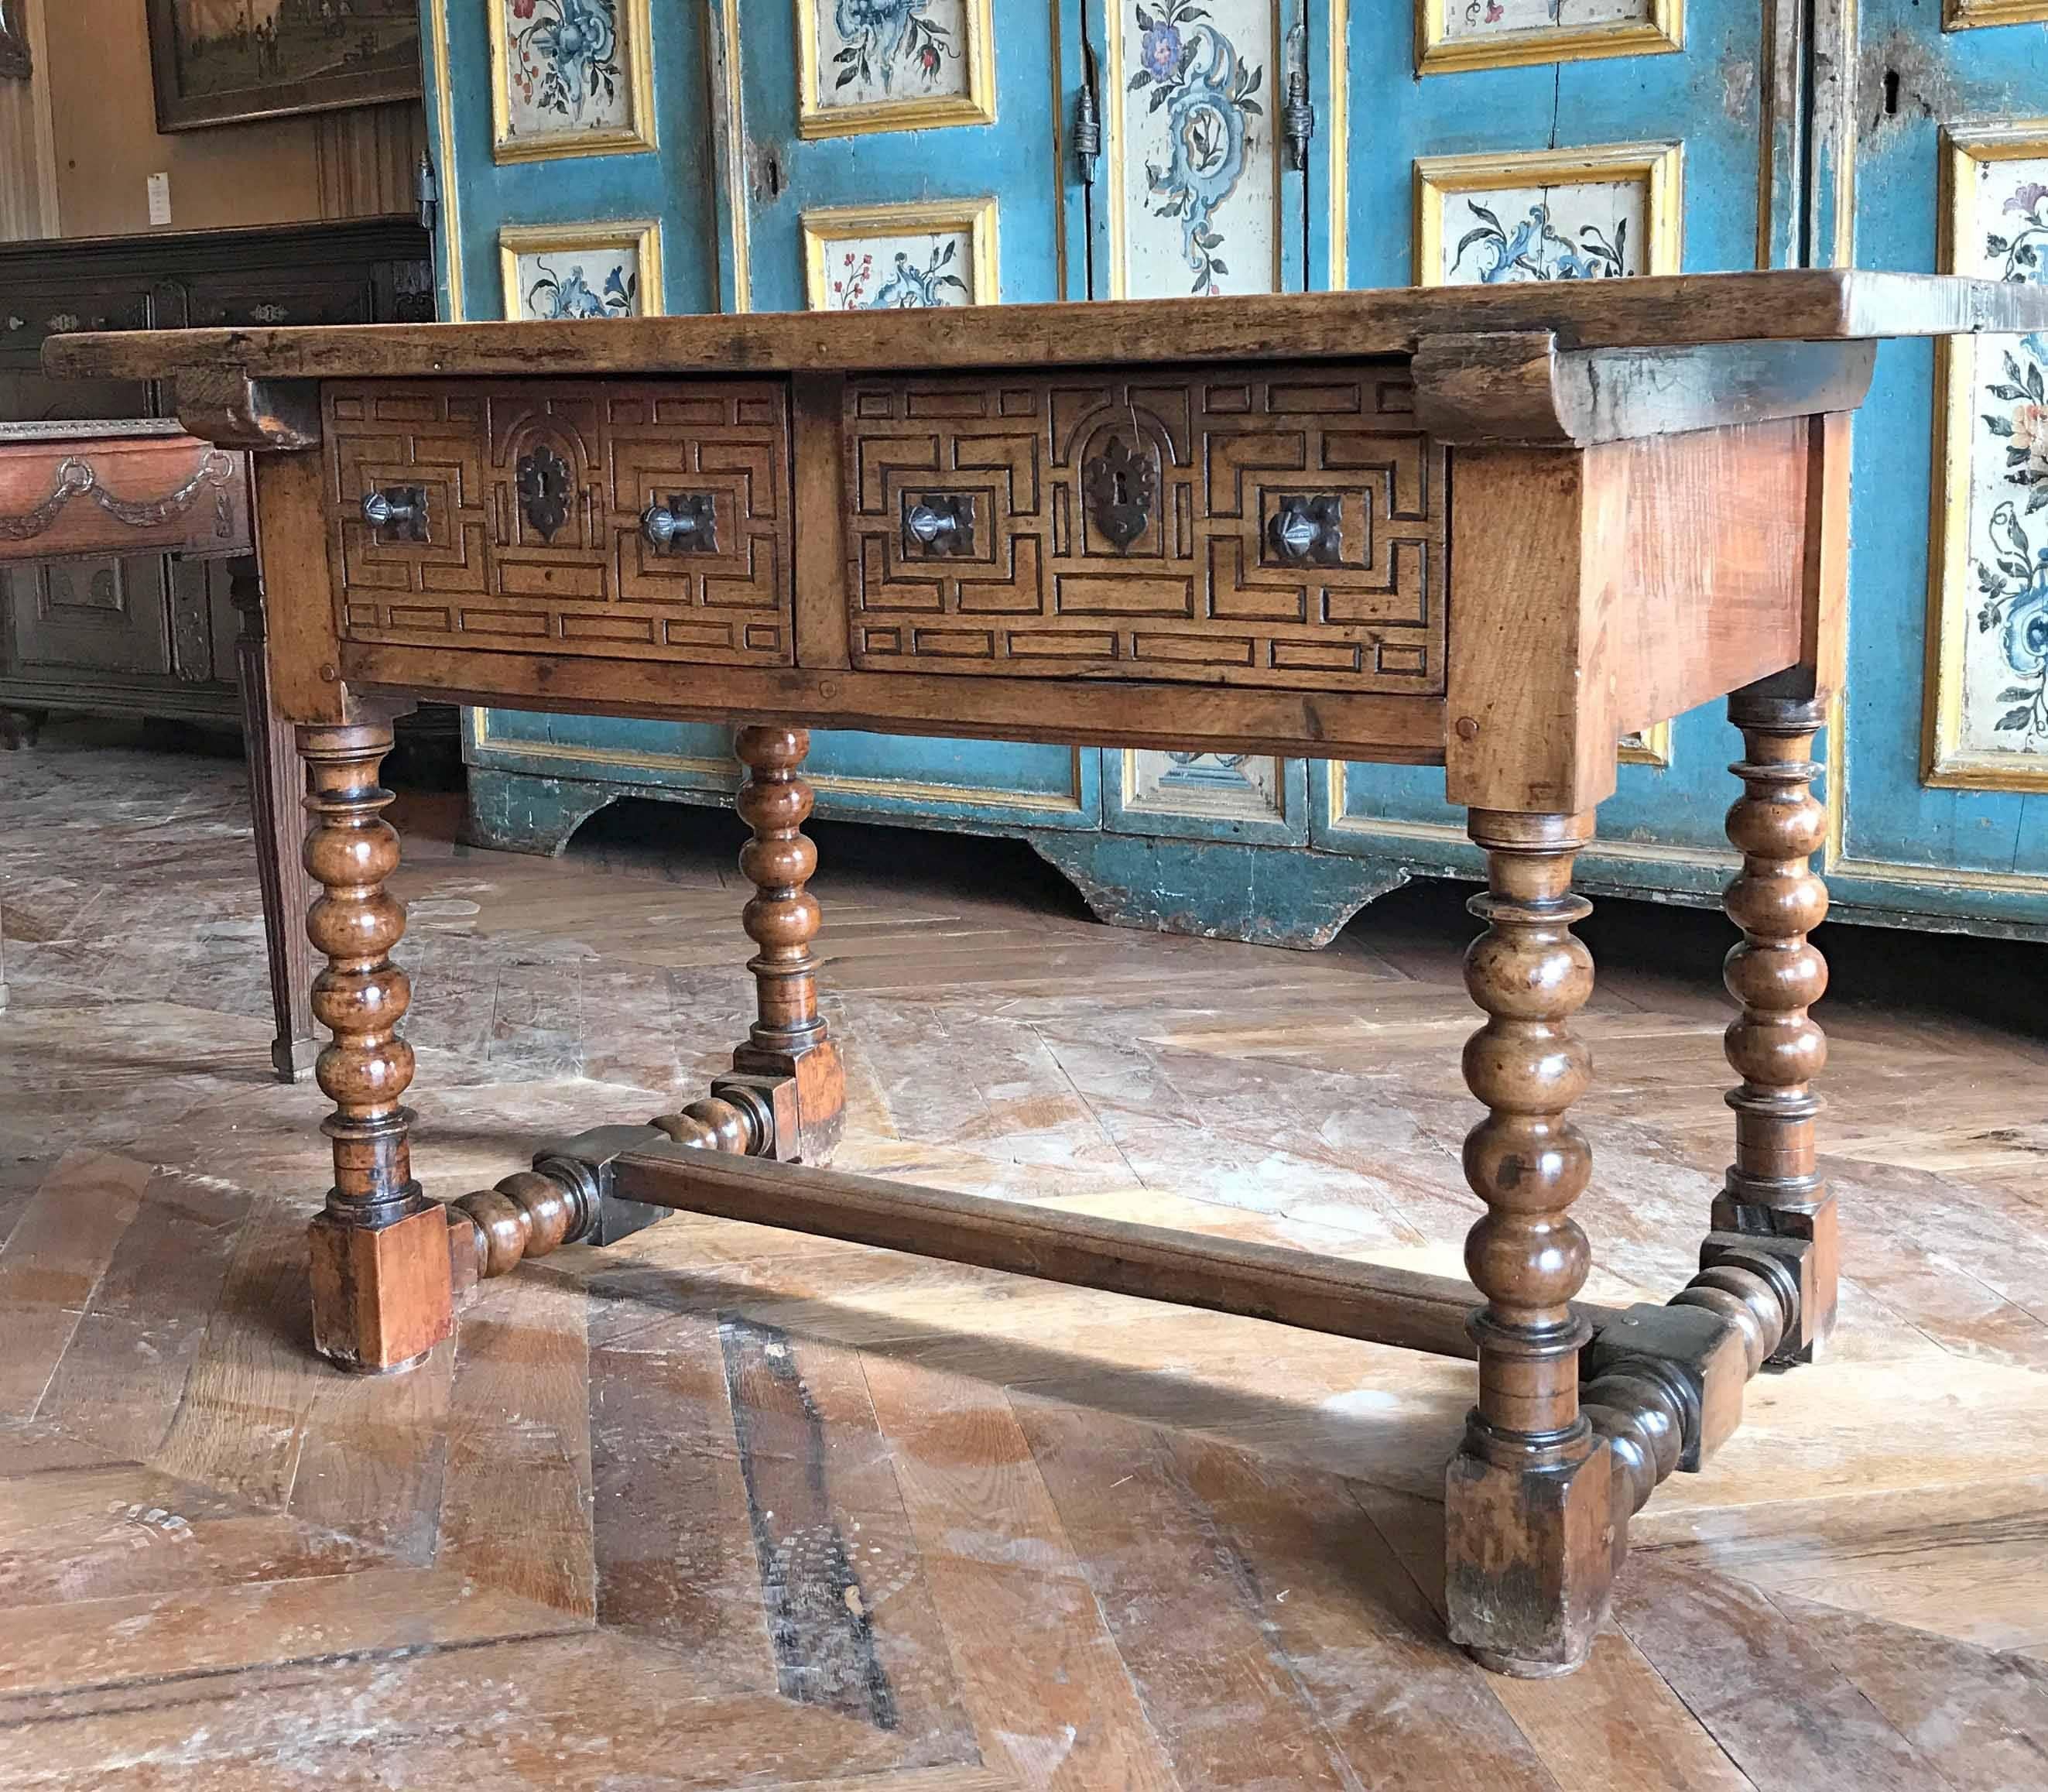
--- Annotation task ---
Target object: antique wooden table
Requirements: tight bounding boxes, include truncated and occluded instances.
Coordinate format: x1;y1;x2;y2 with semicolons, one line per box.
47;272;2048;1677
0;419;312;1074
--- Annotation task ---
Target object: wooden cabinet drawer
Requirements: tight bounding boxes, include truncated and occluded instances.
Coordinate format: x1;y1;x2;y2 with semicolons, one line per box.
841;361;1446;692
324;379;794;667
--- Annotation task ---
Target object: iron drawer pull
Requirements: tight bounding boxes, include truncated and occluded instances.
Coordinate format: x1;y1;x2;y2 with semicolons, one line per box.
642;493;717;554
1269;495;1342;566
361;485;428;541
902;493;976;556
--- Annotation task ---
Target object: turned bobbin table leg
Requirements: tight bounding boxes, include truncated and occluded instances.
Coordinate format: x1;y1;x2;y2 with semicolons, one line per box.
1445;810;1613;1677
298;720;450;1374
715;725;844;1162
1715;686;1835;1362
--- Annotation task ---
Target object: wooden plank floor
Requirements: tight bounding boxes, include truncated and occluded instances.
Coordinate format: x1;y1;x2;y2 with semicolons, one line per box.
3;722;2047;1790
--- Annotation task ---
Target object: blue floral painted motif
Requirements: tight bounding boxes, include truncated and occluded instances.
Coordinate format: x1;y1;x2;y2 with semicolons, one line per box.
831;0;954;94
830;238;969;310
1128;2;1265;296
509;0;618;125
1972;185;2048;744
1449;202;1627;283
525;259;636;320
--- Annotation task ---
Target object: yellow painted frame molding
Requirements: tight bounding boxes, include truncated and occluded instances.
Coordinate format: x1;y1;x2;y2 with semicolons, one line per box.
498;219;666;320
1922;120;2048;794
426;0;464;320
1416;139;1683;765
801;197;999;311
1416;0;1683;74
796;0;996;139
488;0;657;164
1944;0;2048;29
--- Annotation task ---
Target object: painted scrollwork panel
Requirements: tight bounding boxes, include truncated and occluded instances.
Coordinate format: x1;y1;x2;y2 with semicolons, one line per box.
1415;142;1680;288
802;199;998;311
798;0;995;137
499;221;662;320
488;0;656;162
1926;125;2048;792
1111;0;1280;298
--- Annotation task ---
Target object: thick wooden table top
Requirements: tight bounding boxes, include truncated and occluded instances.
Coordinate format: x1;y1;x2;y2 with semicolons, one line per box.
41;269;2048;384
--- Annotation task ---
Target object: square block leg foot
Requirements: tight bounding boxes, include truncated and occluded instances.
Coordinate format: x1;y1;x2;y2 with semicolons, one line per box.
308;1203;454;1374
1709;1192;1837;1364
722;1037;845;1163
1446;1424;1615;1677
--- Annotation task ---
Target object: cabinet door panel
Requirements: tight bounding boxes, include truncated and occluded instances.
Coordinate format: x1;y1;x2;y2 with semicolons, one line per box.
1827;9;2048;906
741;1;1069;312
3;557;172;680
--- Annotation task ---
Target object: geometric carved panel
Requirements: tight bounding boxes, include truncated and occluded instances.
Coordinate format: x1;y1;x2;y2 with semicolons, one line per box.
323;380;793;666
843;362;1446;691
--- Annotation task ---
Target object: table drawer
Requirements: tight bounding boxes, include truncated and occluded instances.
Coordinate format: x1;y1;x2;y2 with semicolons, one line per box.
323;379;794;666
841;361;1446;692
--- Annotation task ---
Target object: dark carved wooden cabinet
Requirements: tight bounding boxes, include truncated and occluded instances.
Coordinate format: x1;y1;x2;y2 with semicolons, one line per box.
0;218;431;738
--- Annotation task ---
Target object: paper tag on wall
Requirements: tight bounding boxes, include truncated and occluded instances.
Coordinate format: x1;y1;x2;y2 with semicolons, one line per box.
146;173;171;228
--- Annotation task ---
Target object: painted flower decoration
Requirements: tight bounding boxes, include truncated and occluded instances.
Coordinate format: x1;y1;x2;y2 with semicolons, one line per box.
525;257;635;321
2005;183;2048;218
1142;22;1182;78
2012;401;2048;478
1132;3;1264;294
831;0;949;94
510;0;618;123
1450;201;1627;284
1975;501;2048;741
2005;578;2048;678
859;238;969;310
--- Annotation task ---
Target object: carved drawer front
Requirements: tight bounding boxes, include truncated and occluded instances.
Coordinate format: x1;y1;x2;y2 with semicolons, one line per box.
324;379;794;666
842;361;1446;691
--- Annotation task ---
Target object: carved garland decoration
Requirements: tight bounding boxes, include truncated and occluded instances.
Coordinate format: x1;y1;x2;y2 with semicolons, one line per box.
0;448;236;543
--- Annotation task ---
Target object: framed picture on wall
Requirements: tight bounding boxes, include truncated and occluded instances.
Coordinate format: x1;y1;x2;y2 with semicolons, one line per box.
146;0;420;132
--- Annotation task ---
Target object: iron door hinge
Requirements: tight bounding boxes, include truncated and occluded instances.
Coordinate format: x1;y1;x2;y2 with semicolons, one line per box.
1074;36;1102;185
1283;21;1315;173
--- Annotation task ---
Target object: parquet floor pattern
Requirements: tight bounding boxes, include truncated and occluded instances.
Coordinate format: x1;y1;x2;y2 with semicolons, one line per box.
2;725;2047;1790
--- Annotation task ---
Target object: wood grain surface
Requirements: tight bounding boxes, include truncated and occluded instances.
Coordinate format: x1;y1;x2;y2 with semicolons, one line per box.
2;729;2044;1787
42;269;2048;385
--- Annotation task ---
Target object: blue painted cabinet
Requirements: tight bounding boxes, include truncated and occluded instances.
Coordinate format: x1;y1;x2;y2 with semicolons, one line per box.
423;0;2048;941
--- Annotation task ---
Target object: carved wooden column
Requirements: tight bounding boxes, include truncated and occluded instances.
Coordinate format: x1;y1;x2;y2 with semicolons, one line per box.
1717;686;1835;1362
228;560;318;1083
299;718;450;1372
1445;809;1612;1677
716;725;844;1161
